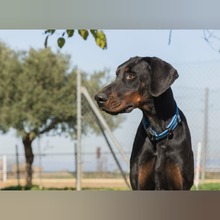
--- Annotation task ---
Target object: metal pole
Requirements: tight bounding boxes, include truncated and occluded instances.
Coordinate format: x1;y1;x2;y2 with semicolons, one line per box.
81;86;129;167
80;87;130;188
15;145;20;186
96;117;130;188
76;70;82;190
201;87;209;184
194;142;202;190
3;155;7;182
74;142;77;178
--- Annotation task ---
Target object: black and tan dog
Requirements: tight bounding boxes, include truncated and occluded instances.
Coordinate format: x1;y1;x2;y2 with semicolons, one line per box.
95;56;194;190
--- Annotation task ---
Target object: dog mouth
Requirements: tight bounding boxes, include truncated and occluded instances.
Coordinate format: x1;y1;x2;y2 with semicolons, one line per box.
101;104;135;115
123;104;135;113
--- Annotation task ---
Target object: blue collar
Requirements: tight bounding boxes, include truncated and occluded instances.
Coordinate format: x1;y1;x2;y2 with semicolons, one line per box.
142;105;182;142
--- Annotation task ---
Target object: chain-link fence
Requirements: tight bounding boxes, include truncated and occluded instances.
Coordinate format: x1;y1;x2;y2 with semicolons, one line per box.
173;61;220;181
1;60;220;189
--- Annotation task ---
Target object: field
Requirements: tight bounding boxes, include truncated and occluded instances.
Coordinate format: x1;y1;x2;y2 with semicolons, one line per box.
0;178;129;190
1;178;220;190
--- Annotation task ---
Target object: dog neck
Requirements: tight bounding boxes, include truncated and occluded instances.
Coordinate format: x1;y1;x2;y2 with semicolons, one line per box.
143;88;177;132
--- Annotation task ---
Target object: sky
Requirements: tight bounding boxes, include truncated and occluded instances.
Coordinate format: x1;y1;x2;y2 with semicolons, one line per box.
0;29;220;171
1;30;220;72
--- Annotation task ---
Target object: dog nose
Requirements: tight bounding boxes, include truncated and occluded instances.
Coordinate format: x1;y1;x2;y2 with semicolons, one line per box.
95;93;108;106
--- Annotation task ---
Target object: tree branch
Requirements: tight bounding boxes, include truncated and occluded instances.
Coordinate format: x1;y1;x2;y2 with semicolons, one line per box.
39;117;62;135
168;30;172;45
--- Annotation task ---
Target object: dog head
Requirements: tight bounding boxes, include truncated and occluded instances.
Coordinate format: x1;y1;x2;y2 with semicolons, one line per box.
94;56;179;115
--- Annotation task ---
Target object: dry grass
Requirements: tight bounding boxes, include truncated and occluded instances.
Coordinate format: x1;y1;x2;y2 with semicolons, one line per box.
0;178;130;190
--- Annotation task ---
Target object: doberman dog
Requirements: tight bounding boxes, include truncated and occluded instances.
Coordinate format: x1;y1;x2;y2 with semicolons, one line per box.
95;56;194;190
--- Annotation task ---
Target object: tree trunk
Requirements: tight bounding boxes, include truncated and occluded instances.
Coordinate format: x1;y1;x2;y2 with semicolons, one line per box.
22;134;34;188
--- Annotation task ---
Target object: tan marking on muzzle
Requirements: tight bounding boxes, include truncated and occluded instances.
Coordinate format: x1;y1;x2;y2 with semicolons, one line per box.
104;94;121;110
123;92;142;106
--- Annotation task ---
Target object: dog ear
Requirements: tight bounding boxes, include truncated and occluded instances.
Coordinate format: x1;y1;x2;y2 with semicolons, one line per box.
143;57;179;97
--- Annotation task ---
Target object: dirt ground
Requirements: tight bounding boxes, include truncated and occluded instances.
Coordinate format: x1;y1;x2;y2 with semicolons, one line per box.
0;178;131;190
1;178;220;190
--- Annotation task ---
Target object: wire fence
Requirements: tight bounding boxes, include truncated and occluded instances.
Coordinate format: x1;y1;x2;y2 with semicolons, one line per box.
1;60;220;188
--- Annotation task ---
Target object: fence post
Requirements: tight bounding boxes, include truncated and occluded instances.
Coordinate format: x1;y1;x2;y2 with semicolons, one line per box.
15;145;20;186
201;87;209;184
81;86;130;188
81;87;129;166
74;142;77;178
194;142;202;190
2;155;7;182
76;70;82;191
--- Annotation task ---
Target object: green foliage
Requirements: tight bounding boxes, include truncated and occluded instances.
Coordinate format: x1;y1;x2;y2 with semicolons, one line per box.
44;29;107;49
90;30;107;49
57;37;65;48
0;42;118;140
44;29;55;48
78;29;89;40
0;42;22;133
67;30;74;38
0;46;73;139
0;42;121;187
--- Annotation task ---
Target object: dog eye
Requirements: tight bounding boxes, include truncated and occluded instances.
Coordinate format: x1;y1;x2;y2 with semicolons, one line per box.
126;72;135;80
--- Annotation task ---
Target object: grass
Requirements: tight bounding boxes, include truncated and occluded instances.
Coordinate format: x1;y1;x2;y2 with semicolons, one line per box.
2;183;220;191
191;183;220;191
